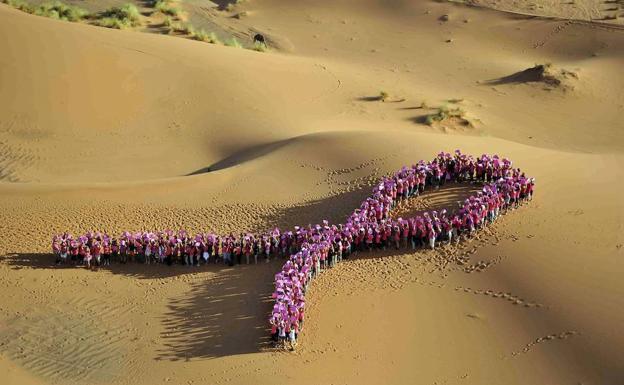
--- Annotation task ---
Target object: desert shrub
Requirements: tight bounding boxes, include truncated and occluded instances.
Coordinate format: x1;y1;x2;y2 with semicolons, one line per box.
206;32;221;44
193;28;209;41
96;17;127;29
192;29;221;44
35;1;88;22
379;91;389;102
97;3;141;28
424;105;466;125
225;37;242;48
3;0;35;13
166;21;208;38
251;41;267;52
181;23;195;35
153;0;178;16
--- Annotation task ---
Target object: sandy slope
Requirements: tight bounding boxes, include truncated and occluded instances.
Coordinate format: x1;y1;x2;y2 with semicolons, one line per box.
0;1;623;384
471;0;624;24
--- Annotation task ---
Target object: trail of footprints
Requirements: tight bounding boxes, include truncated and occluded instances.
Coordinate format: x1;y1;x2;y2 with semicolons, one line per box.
452;285;545;308
300;156;391;195
510;331;579;357
462;254;507;274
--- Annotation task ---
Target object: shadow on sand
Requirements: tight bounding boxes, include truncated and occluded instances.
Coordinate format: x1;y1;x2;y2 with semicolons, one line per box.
186;138;295;175
482;65;549;86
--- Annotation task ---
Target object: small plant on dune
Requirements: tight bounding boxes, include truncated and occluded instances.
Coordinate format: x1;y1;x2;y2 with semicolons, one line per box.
192;29;222;45
181;23;195;36
34;1;88;22
192;28;210;42
206;32;221;44
96;17;127;29
2;0;35;13
97;3;141;29
379;90;389;102
153;0;179;17
162;17;183;34
225;37;242;48
252;41;267;52
165;20;193;35
424;105;468;126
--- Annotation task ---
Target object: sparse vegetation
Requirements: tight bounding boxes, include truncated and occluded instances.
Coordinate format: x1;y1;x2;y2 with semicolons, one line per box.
34;1;88;21
2;0;34;13
162;17;184;34
96;3;142;29
207;32;221;44
96;17;127;29
225;37;242;48
252;41;267;52
2;0;88;21
1;0;261;51
153;0;179;17
379;91;389;102
192;29;210;42
180;23;195;36
423;105;470;126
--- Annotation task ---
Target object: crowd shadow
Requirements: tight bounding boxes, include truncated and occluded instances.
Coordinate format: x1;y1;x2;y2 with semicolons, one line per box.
157;263;277;360
1;182;486;361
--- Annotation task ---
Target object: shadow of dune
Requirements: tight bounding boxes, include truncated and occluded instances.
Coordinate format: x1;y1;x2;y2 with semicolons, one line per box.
186;138;295;175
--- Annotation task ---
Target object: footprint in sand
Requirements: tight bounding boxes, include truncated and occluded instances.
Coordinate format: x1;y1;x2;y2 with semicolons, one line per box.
510;331;579;357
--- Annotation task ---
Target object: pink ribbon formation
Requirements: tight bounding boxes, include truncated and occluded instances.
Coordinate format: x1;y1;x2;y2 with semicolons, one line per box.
52;150;534;344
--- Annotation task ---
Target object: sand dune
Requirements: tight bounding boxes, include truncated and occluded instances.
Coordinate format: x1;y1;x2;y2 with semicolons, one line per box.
0;0;623;384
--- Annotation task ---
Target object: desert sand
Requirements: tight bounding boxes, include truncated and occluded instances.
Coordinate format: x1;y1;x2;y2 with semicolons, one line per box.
0;0;623;384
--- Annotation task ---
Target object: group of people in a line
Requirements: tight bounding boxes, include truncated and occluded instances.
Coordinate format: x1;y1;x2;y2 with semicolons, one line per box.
51;150;534;350
268;150;534;349
52;230;294;268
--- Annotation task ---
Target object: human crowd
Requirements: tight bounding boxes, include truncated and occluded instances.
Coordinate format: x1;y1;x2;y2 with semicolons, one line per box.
51;150;534;349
